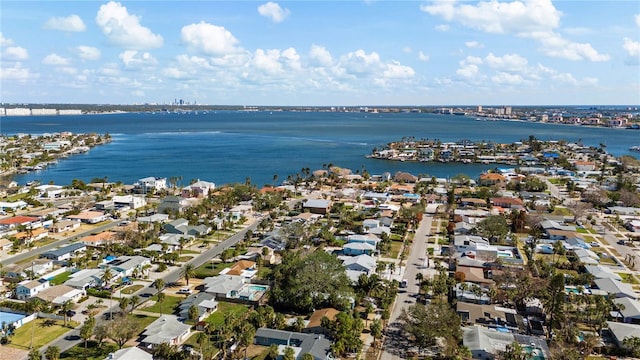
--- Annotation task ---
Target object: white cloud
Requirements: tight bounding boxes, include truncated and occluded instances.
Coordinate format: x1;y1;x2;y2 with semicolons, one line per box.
484;53;528;72
253;49;284;74
464;55;483;65
530;32;610;62
465;41;483;48
402;47;412;53
3;46;29;61
96;1;163;49
340;50;383;75
258;2;290;23
623;37;640;57
119;50;158;68
422;0;609;62
76;46;101;61
0;63;38;81
181;22;240;56
309;45;333;67
491;72;525;85
435;24;450;32
636;14;640;27
44;14;86;32
281;47;302;71
383;61;415;79
456;63;479;79
0;32;14;46
418;51;430;61
42;53;71;66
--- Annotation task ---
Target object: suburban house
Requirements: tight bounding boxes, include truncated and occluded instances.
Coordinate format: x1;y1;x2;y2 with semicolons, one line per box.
139;315;191;348
490;197;525;210
594;278;637;300
221;260;258;279
613;298;640;324
303;308;339;335
606;321;640;348
342;254;377;283
346;234;380;248
50;219;81;233
13;227;49;244
163;218;210;237
102;255;151;278
33;284;84;305
16;279;50;300
182;180;216;198
0;238;12;252
66;210;110;224
463;325;549;360
4;259;53;279
362;219;379;231
254;328;334;360
41;242;86;262
113;195;147;210
81;231;119;247
105;347;153;360
157;196;191;214
178;292;218;322
65;268;109;290
303;199;332;215
584;265;623;281
202;275;247;299
0;215;41;230
342;242;376;256
137;214;170;224
478;173;505;186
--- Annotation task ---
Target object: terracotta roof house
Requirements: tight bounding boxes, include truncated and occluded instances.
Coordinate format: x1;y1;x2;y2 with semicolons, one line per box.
478;173;505;186
223;260;257;278
304;308;340;335
81;231;119;247
490;197;524;209
0;216;41;230
393;171;418;183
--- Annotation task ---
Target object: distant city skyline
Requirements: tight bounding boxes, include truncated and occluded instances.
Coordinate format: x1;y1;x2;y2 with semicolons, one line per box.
1;1;639;106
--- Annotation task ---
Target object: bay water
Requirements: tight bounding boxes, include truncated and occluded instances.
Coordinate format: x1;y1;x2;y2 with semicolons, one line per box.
1;111;637;187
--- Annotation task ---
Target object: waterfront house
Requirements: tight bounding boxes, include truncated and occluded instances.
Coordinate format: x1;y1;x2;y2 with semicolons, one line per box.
478;173;505;186
16;279;50;300
134;177;167;194
254;328;334;360
139;315;191;348
181;180;216;198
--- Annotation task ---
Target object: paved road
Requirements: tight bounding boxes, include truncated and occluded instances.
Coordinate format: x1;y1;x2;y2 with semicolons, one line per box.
41;219;263;356
380;214;436;360
0;221;119;266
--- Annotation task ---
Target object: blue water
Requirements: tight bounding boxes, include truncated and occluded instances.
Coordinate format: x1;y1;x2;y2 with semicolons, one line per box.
1;111;637;187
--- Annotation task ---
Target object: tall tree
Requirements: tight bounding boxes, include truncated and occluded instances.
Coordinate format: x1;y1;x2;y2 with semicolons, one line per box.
399;300;462;355
44;345;60;360
181;264;196;286
79;315;96;354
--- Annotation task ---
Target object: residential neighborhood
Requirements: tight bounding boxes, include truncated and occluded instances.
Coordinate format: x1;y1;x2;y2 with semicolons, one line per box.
0;137;639;360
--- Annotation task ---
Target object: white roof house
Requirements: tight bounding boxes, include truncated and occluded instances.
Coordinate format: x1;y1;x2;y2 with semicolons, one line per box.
584;265;623;281
140;315;191;347
594;277;637;300
613;298;640;324
105;346;153;360
202;275;247;298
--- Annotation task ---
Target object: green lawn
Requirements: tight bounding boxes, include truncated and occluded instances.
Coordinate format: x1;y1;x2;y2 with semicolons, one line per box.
550;207;573;216
120;285;144;295
616;273;640;284
195;262;233;279
205;302;250;327
142;295;183;315
50;271;72;285
576;228;589;234
127;313;160;333
8;318;78;350
179;256;194;262
61;340;119;359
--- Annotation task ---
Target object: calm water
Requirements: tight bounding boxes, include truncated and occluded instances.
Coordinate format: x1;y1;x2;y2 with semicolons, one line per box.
1;111;638;187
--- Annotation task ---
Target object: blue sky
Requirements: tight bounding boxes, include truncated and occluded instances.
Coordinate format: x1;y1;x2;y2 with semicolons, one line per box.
1;0;639;106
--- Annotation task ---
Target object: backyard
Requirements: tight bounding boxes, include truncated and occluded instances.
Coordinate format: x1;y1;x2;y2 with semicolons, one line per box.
8;318;78;350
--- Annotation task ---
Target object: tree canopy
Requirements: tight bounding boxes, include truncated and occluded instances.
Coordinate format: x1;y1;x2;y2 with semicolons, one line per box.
399;301;462;353
269;250;354;313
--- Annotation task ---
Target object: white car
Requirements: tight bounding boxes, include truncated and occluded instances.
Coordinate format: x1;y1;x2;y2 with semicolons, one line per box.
177;288;192;295
590;242;600;247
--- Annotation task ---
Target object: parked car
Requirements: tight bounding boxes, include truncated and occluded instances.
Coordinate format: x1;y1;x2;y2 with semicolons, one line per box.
177;288;192;295
617;240;626;245
590;242;600;247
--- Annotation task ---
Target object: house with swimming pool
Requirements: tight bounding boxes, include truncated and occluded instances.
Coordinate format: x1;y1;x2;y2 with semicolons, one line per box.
202;275;269;303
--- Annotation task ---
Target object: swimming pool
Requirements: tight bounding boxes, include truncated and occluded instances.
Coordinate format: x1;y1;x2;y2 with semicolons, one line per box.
249;285;268;292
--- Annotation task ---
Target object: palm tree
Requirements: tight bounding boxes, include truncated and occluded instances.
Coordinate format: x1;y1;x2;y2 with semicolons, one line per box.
61;300;73;327
180;264;196;286
44;345;60;360
101;267;113;289
129;295;140;313
153;278;165;295
157;292;166;315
